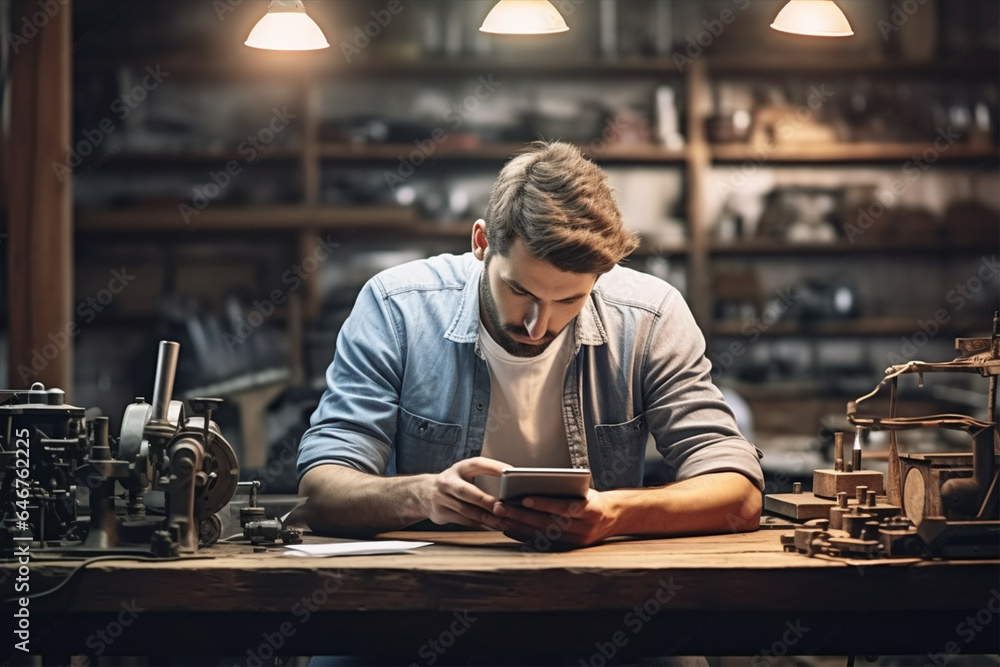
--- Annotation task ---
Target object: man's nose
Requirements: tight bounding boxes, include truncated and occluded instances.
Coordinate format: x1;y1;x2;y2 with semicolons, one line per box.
524;302;549;340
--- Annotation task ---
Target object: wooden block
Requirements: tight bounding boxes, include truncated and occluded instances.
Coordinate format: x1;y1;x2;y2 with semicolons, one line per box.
764;492;836;520
812;469;885;499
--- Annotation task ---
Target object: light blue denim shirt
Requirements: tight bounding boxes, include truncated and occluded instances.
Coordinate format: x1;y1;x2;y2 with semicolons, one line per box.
298;252;764;491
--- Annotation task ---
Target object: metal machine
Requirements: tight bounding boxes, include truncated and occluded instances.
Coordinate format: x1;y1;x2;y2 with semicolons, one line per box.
0;341;240;556
770;314;999;560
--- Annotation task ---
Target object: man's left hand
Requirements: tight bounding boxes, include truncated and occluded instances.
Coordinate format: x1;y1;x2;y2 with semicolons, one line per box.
493;489;615;548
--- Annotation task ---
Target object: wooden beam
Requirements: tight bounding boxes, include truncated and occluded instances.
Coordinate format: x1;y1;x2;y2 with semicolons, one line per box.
685;59;711;329
5;0;73;394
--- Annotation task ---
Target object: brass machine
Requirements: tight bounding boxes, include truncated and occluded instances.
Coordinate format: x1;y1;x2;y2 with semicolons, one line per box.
0;341;240;556
768;315;999;559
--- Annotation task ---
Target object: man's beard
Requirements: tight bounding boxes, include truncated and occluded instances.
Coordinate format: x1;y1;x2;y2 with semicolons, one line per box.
479;269;558;358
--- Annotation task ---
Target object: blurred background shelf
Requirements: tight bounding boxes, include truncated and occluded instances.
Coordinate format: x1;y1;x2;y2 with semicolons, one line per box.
708;240;988;255
710;143;999;163
711;316;941;338
317;142;689;163
76;205;424;231
5;0;998;480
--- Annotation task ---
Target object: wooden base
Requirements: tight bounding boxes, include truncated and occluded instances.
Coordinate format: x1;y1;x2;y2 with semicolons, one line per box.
763;492;835;520
813;468;885;499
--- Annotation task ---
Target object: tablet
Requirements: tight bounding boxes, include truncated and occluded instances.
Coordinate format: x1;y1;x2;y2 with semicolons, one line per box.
498;467;591;503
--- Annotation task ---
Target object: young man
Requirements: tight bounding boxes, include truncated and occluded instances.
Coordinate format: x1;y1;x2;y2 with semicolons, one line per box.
297;141;763;547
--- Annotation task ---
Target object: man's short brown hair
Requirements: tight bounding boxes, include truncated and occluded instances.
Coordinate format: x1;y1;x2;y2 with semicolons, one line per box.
484;141;640;274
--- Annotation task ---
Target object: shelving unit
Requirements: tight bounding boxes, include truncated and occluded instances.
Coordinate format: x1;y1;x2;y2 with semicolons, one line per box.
73;51;999;333
62;1;999;447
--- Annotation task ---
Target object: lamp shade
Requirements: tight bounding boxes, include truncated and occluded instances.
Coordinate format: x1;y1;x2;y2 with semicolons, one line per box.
770;0;854;37
245;0;330;51
479;0;570;35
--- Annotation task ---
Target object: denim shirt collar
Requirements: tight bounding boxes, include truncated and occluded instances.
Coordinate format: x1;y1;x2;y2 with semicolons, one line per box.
443;254;608;350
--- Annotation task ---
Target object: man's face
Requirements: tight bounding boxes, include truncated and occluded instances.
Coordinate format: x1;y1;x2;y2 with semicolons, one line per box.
479;236;597;358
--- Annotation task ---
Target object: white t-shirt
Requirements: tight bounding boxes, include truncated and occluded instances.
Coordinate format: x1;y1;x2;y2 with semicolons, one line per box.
475;318;575;495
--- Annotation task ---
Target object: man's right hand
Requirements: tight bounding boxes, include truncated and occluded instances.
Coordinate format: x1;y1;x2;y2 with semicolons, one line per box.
422;456;508;531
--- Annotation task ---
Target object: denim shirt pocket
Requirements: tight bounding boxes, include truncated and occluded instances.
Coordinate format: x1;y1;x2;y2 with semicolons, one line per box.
395;407;463;474
593;413;647;489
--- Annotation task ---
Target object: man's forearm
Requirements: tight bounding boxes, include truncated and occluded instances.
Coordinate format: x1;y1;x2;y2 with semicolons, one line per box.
299;464;430;536
604;472;762;537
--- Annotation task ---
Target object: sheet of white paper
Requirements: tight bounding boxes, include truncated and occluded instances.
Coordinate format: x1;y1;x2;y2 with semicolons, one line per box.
283;540;433;557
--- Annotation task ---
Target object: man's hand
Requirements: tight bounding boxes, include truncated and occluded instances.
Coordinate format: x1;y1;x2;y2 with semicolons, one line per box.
422;456;508;531
493;489;616;548
492;472;762;549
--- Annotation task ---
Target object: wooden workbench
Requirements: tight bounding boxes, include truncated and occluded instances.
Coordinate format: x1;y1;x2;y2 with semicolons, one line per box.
4;529;998;662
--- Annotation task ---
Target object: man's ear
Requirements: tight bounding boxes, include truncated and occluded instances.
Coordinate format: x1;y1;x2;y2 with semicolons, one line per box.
472;219;488;260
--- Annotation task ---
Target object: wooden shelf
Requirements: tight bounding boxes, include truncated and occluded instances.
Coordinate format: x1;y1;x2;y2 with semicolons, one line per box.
75;208;691;263
78;141;998;168
76;54;689;80
78;53;1000;81
709;239;985;255
706;55;1000;77
711;316;933;338
74;143;687;166
634;240;689;256
76;205;429;232
318;142;688;163
711;142;1000;163
91;147;301;164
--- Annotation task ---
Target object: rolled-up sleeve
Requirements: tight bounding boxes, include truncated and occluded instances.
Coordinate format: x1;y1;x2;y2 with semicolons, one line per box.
297;278;403;479
643;291;764;491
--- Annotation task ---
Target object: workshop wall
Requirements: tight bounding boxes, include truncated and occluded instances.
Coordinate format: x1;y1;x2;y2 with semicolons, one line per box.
1;0;997;490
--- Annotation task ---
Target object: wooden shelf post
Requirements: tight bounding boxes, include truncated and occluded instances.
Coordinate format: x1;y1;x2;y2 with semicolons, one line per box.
5;0;74;394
